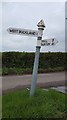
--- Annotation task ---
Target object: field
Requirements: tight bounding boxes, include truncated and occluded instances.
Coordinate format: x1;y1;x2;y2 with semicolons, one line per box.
2;88;66;119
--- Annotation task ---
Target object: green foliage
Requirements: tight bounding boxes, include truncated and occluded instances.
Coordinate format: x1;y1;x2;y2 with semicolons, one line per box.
2;67;64;75
2;67;33;75
2;52;34;68
0;95;2;119
38;67;65;73
2;52;66;75
2;89;66;118
39;52;66;69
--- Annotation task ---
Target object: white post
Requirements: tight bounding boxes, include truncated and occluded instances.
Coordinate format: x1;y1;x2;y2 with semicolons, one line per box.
30;20;45;96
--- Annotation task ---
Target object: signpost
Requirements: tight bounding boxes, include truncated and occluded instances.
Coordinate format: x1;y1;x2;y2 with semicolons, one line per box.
30;20;45;96
41;38;58;46
7;19;58;96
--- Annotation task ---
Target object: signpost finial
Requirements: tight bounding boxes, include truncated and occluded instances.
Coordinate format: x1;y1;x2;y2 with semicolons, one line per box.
37;19;45;30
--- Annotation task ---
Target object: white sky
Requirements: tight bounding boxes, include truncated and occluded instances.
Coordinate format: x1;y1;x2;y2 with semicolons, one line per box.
65;1;67;52
0;1;66;52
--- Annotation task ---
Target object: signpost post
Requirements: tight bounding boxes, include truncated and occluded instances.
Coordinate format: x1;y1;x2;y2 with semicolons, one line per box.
30;20;45;96
7;19;58;96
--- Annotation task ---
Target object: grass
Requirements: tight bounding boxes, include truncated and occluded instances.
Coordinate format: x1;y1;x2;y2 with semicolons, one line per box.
2;88;66;119
0;95;2;119
2;67;65;76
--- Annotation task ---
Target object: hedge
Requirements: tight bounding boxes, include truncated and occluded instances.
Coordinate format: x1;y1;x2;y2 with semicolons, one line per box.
2;52;66;69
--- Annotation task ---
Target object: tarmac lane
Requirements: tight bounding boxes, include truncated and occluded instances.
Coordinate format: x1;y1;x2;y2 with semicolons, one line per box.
2;72;66;93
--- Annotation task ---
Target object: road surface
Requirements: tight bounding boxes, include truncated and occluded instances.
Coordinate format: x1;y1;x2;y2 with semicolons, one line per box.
2;72;66;93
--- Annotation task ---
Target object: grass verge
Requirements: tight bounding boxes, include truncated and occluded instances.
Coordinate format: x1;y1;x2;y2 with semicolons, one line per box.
2;88;66;119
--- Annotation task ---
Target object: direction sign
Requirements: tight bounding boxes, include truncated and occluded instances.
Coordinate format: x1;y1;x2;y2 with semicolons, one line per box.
7;27;39;37
41;38;58;46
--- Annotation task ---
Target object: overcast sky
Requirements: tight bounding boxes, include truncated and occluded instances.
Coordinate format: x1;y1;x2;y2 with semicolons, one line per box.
65;1;67;52
1;2;65;52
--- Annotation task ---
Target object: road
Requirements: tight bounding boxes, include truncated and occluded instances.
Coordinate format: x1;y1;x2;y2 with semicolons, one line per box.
2;72;65;93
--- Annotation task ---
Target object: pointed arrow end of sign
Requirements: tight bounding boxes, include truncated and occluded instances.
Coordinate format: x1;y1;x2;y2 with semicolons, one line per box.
53;39;58;45
7;28;10;32
55;39;58;44
7;28;9;31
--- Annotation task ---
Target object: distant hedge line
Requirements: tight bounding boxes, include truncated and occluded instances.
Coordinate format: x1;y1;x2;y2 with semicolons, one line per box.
2;52;67;69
